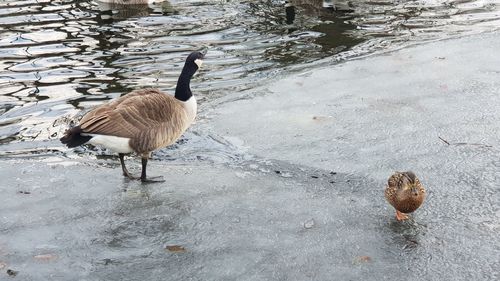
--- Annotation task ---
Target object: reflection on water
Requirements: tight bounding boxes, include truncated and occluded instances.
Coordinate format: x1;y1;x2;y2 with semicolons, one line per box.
0;0;359;148
347;0;500;45
0;0;499;154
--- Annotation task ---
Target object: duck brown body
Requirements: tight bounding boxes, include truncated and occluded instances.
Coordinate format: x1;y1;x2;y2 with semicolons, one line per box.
385;171;426;220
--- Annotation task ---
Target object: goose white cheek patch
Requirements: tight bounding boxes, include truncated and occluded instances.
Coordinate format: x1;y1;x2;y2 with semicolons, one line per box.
195;59;203;68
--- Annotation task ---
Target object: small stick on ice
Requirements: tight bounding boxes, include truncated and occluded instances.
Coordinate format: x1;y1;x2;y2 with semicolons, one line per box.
438;136;450;145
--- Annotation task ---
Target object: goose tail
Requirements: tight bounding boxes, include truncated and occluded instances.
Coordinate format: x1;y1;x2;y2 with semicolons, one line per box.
60;126;92;148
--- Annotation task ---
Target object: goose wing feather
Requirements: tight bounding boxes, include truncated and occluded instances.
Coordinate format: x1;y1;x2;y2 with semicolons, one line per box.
80;88;188;153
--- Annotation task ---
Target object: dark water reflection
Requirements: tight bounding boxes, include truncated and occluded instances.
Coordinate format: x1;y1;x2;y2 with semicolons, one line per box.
0;0;499;149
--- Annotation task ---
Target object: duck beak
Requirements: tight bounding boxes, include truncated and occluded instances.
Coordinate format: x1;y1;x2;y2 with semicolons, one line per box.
194;58;203;68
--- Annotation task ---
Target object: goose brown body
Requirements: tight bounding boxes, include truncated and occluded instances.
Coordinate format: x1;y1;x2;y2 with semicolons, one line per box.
385;171;426;220
80;88;192;155
61;51;204;182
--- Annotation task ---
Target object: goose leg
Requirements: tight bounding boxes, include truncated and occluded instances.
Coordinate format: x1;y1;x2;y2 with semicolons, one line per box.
396;210;409;221
140;157;165;183
119;153;137;179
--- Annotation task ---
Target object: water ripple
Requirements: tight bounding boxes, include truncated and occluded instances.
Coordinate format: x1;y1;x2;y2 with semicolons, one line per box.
0;0;499;158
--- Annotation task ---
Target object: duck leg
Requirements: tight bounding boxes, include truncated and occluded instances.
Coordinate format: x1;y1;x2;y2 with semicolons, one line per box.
140;157;165;183
396;210;409;221
119;153;137;179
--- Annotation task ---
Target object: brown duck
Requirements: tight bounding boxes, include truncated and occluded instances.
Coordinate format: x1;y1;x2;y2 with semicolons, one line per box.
60;51;204;182
385;171;426;221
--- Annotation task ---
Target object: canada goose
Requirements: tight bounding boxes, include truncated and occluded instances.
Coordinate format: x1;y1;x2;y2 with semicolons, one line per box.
96;0;175;21
385;171;426;221
61;51;204;182
97;0;166;4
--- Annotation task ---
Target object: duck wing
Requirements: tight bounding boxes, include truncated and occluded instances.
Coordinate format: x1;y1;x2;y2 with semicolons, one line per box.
387;172;405;190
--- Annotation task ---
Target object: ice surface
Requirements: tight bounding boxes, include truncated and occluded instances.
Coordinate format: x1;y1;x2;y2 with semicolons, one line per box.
1;33;499;280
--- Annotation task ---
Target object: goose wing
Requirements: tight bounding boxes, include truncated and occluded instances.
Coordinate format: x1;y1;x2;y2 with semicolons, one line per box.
80;89;185;139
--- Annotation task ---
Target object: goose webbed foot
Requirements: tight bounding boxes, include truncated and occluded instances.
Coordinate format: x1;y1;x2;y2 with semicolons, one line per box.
140;176;165;183
140;157;165;184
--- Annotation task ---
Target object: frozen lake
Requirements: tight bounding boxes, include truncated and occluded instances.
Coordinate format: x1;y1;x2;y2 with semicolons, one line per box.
0;1;499;280
1;33;499;280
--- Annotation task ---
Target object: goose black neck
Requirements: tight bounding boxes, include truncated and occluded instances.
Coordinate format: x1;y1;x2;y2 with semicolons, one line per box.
174;63;197;102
